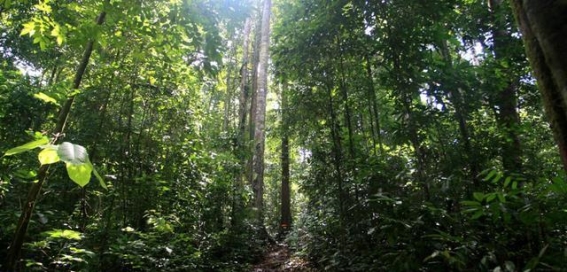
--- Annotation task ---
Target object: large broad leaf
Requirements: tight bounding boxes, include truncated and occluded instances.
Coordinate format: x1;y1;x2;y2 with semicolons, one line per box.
57;142;89;164
38;146;60;165
66;162;93;187
4;138;49;156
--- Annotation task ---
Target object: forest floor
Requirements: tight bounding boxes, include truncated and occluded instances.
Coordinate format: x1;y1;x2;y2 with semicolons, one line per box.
252;243;317;272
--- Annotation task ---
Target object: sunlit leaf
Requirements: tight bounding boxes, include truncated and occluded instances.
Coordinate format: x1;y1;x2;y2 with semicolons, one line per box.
21;21;36;36
66;162;93;187
57;142;89;164
38;146;60;165
45;229;82;240
34;92;60;105
4;138;49;156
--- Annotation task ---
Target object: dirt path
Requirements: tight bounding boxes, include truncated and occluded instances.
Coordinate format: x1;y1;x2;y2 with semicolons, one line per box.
252;244;316;272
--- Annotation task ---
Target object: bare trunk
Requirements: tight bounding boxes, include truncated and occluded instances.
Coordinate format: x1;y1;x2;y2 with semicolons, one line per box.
237;18;252;149
252;0;271;227
223;35;237;131
279;82;292;236
232;18;252;227
508;0;567;171
247;18;261;186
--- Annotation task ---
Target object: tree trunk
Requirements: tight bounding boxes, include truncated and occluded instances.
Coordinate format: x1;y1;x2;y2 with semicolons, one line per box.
6;9;107;271
247;17;261;186
365;56;384;156
237;18;252;151
279;81;292;236
223;34;237;132
489;0;523;174
508;0;567;171
233;17;251;227
438;39;480;188
252;0;271;227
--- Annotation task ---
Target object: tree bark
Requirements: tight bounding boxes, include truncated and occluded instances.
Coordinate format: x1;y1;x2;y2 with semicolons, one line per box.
6;9;107;271
237;18;252;150
247;17;261;186
252;0;271;227
508;0;567;171
233;17;251;227
279;81;292;236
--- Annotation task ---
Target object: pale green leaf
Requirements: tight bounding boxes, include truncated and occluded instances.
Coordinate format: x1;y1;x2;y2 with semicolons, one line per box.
38;147;60;165
66;162;93;187
35;1;52;13
21;21;36;36
34;92;59;105
93;167;107;189
4;138;49;156
57;142;89;164
45;229;82;240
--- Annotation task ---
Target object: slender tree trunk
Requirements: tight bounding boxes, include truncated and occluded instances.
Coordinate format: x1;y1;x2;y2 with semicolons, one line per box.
489;0;523;174
237;18;252;150
326;83;345;221
252;0;271;228
365;56;384;156
279;81;292;236
247;18;261;186
338;50;355;158
6;9;107;271
508;0;567;171
233;18;251;227
223;33;237;132
438;39;480;188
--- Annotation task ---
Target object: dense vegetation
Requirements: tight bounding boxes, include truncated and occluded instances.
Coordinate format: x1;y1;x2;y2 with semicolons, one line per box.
1;0;566;271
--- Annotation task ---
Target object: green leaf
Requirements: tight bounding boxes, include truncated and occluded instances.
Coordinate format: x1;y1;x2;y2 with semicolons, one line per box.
45;229;82;240
471;210;484;219
38;146;60;165
473;192;484;202
497;193;506;203
550;177;567;194
4;138;49;156
483;169;497;181
461;200;481;207
492;173;503;183
93;167;107;189
34;92;59;105
57;142;89;164
66;162;93;187
21;21;36;36
503;176;512;188
35;0;52;13
486;193;496;203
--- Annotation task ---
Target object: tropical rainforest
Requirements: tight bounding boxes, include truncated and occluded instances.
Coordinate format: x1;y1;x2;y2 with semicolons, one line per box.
1;0;567;271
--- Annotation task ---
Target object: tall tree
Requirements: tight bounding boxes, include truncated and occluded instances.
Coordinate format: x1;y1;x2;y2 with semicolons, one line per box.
279;81;292;235
6;8;108;270
252;0;271;228
489;0;523;174
508;0;567;171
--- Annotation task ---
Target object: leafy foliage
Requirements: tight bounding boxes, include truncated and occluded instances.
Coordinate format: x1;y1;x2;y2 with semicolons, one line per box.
0;0;565;271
